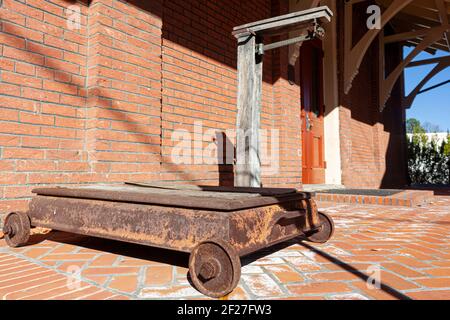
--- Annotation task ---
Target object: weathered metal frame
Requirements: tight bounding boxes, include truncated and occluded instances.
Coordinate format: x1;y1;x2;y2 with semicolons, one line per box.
7;183;333;298
28;186;320;257
259;24;325;54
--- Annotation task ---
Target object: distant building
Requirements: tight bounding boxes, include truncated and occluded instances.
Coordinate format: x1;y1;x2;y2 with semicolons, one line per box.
407;133;449;145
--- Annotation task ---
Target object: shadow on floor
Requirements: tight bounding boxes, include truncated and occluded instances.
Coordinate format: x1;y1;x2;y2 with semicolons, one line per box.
26;231;412;300
28;231;189;269
27;230;299;268
300;242;412;300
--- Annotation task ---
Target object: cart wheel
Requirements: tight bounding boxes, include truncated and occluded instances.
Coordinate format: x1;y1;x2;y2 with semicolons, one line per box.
3;212;31;248
189;240;241;298
305;212;334;244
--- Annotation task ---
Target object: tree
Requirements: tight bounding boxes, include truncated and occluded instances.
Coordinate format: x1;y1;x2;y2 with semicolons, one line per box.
444;133;450;156
422;121;442;133
407;130;450;185
406;118;423;134
406;118;427;145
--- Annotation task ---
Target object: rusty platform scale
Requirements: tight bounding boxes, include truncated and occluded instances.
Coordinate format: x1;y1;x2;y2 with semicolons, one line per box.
3;184;334;298
3;7;334;299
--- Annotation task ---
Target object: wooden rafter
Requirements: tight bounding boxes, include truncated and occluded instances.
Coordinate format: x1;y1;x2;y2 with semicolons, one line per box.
407;55;450;67
405;42;437;55
384;25;450;44
402;55;450;108
407;38;449;52
388;15;448;51
369;0;450;110
383;0;450;52
380;25;447;110
418;79;450;94
435;0;450;50
344;0;414;94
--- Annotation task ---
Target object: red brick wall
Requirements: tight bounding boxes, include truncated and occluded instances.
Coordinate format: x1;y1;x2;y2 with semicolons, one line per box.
0;0;410;221
85;0;163;182
0;0;90;214
337;1;407;188
0;0;302;219
160;0;278;185
269;0;302;187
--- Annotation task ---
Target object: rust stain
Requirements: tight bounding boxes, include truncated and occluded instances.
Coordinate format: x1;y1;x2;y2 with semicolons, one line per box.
16;186;327;299
29;194;317;257
229;204;299;252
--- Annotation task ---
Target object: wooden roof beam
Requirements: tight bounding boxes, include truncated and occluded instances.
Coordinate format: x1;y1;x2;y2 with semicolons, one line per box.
407;55;450;67
380;26;446;110
402;56;450;108
384;25;450;44
435;0;450;50
344;0;414;94
393;11;442;29
405;42;437;54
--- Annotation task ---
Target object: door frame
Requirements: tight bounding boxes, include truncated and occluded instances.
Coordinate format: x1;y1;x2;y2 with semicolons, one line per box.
300;39;326;185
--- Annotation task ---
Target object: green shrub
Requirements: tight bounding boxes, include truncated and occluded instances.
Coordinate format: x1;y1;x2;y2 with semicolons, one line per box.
407;132;450;185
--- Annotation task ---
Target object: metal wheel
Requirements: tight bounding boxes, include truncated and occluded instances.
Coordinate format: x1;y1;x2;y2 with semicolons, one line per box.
3;212;31;248
189;240;241;298
305;212;334;244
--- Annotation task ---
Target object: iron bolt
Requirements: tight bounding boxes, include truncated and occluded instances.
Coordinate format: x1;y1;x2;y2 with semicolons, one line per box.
199;261;219;280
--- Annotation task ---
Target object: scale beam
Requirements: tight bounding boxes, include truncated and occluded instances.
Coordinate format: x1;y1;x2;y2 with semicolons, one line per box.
233;6;332;38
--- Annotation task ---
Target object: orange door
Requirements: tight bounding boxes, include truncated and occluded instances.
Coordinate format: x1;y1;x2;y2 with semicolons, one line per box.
300;39;325;185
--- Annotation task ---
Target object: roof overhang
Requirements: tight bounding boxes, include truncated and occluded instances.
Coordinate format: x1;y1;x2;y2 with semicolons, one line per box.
380;0;450;53
344;0;450;111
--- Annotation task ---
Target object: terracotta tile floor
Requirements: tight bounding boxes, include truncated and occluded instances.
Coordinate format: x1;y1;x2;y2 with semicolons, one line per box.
0;196;449;300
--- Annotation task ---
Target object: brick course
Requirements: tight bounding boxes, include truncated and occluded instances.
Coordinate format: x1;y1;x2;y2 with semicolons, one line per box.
0;0;304;218
337;1;407;189
0;0;91;215
0;0;407;218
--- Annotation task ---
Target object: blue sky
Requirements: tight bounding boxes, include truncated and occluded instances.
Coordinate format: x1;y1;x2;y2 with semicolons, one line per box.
404;47;450;132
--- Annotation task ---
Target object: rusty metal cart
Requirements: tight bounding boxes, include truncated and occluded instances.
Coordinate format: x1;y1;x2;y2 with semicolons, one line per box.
2;183;333;298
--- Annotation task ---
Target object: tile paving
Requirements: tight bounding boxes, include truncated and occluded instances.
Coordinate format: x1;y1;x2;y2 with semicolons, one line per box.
0;196;449;300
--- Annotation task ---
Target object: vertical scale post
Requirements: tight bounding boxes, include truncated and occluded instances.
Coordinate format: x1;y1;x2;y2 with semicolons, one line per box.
235;33;263;187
